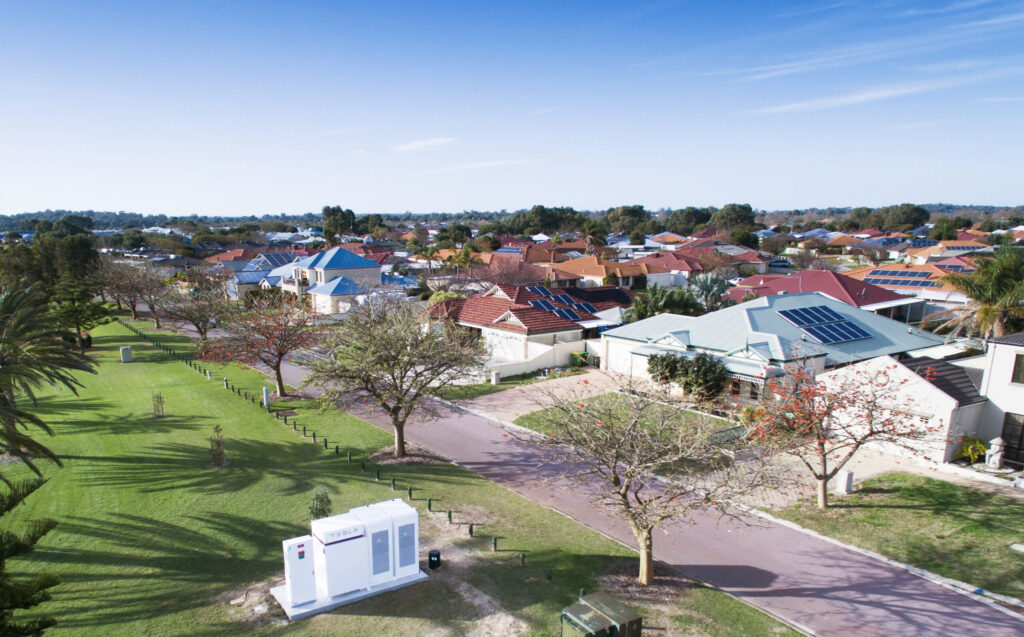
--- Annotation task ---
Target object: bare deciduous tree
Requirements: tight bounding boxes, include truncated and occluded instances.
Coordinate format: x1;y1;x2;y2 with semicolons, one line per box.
205;296;319;396
520;378;775;585
159;267;231;343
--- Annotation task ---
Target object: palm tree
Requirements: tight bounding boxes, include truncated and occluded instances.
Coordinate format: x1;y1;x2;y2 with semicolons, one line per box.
624;284;702;322
416;245;440;276
928;248;1024;341
690;272;729;311
0;283;96;482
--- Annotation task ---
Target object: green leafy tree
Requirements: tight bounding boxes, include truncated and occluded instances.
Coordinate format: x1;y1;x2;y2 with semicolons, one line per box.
605;205;651;233
306;295;486;457
52;277;111;351
729;228;760;250
322;206;355;245
647;352;727;402
666;207;712;236
0;478;61;635
709;204;755;230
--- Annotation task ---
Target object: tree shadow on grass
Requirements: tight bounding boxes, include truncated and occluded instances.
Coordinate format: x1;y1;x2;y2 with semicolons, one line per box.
22;512;300;630
66;439;468;497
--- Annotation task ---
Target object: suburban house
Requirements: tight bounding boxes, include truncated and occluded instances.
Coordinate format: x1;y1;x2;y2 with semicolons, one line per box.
599;292;943;400
428;284;631;376
624;252;704;287
551;256;672;289
722;269;929;323
277;247;382;314
816;355;987;463
814;332;1024;466
979;333;1024;467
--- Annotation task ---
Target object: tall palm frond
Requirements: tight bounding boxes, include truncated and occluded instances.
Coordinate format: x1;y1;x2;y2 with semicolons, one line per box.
927;248;1024;341
0;284;96;478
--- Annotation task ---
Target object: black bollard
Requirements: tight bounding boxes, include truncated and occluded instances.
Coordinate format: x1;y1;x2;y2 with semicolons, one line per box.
469;523;474;537
391;477;396;490
335;445;339;455
520;553;525;567
427;498;432;512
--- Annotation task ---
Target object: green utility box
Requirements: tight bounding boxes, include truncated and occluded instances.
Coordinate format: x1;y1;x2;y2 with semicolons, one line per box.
560;592;642;637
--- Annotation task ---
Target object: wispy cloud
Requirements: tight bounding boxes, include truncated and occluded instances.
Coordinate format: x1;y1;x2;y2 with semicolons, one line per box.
975;95;1024;102
958;9;1024;27
391;137;455;152
899;0;995;18
422;159;535;175
756;72;1006;114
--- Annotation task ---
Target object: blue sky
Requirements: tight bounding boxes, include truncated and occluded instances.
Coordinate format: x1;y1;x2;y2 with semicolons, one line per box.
1;1;1022;216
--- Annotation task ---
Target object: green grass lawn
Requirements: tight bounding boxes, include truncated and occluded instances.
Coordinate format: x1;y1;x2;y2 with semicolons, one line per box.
512;393;730;436
777;472;1024;598
1;321;795;635
430;369;584;402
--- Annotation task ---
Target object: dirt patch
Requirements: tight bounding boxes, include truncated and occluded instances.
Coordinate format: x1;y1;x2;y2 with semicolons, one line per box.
370;444;447;466
220;578;288;629
596;559;697;637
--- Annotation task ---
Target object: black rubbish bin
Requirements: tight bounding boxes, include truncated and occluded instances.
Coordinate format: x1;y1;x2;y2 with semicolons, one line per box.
428;549;441;570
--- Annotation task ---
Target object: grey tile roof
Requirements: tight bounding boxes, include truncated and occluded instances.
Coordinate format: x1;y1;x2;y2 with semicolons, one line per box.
603;292;943;365
989;332;1024;347
905;357;986;405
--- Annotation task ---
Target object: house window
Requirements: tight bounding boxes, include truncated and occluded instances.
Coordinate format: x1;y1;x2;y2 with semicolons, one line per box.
748;383;759;400
1012;354;1024;384
1002;413;1024;467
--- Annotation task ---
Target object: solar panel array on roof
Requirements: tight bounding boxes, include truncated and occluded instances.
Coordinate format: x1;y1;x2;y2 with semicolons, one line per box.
536;286;553;297
947;245;983;251
910;239;939;248
939;265;975;273
554;293;575;305
868;269;930;278
804;321;871;344
529;299;555;311
777;305;845;327
579;302;598;314
554;308;580;321
525;285;546;296
863;278;938;288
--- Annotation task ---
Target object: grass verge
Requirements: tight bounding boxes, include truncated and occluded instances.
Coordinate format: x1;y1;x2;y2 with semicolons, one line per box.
431;369;584;402
776;472;1024;598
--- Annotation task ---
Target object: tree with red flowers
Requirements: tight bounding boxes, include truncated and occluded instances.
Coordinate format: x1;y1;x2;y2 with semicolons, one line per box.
205;297;319;397
751;359;935;510
521;378;774;585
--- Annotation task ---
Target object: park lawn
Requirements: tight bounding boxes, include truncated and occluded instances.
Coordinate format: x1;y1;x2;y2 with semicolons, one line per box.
430;369;584;402
1;320;796;636
777;472;1024;598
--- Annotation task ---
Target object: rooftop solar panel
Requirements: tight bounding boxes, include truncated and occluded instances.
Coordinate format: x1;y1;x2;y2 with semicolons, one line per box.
526;286;545;296
554;293;575;305
536;286;553;297
580;302;598;314
554;308;581;321
803;320;870;344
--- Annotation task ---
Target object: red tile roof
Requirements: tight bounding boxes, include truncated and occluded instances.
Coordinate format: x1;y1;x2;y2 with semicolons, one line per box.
724;269;904;306
205;249;258;262
450;284;632;334
625;252;705;272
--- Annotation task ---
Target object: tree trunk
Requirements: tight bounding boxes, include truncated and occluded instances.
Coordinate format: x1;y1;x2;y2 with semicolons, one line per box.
274;363;287;397
152;312;161;328
636;527;654;585
130;303;139;319
392;416;407;457
816;477;828;510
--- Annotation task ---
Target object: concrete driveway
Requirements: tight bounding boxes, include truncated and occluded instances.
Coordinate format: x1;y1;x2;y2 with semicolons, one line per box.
464;369;619;423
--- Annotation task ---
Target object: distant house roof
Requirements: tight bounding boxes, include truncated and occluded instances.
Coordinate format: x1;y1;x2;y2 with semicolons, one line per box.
244;252;298;271
647;232;688;244
551;256;669;280
904;356;986;405
304;247;380;270
723;270;904;307
305;276;367;296
234;270;269;285
842;263;959;293
603;292;943;366
625;252;705;273
206;249;258;262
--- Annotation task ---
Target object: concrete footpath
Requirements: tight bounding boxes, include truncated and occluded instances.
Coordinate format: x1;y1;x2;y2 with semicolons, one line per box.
269;359;1023;637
